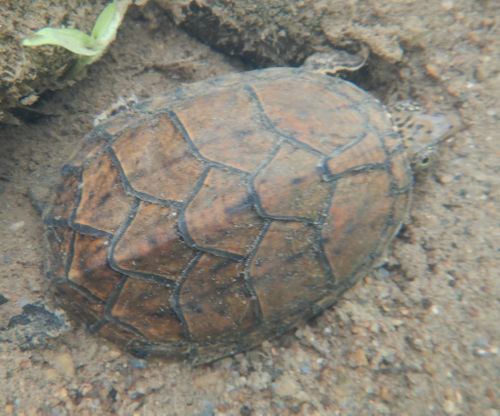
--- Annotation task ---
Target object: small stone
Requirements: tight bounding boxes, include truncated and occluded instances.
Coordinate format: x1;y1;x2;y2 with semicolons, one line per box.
437;174;454;184
52;351;76;379
374;267;391;280
480;18;495;28
379;386;392;402
44;368;59;381
475;58;493;82
9;221;25;231
0;294;8;305
200;401;215;416
467;31;481;44
443;399;458;415
425;64;441;80
55;387;69;400
128;358;148;369
446;80;465;97
441;0;454;11
80;383;93;395
351;325;363;335
193;372;221;389
312;358;325;371
431;305;441;315
273;375;303;398
106;348;122;360
240;405;253;416
247;369;272;391
349;348;368;367
4;404;14;415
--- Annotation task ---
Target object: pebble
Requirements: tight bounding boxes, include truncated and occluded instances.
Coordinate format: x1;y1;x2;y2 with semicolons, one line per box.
425;64;441;80
52;351;76;379
272;375;303;399
55;387;69;400
437;174;454;184
0;294;8;305
79;383;93;396
379;386;393;402
9;221;25;232
349;348;368;367
128;358;148;369
239;405;252;416
475;58;493;82
106;348;122;360
373;266;391;280
193;372;222;389
431;305;442;315
247;370;272;391
442;399;459;415
441;1;455;11
473;345;498;357
44;368;59;382
199;401;215;416
423;361;437;375
299;363;311;375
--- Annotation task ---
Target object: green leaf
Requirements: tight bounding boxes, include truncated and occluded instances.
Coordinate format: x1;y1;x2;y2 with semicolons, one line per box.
22;28;100;56
91;1;121;42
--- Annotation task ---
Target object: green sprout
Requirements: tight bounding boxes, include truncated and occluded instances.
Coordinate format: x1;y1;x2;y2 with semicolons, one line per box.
22;0;131;77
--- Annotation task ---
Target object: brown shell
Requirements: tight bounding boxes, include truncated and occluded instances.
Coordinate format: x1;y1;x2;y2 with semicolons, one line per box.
44;68;412;364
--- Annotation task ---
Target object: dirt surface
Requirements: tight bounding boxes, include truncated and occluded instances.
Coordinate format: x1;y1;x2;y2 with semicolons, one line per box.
0;1;498;415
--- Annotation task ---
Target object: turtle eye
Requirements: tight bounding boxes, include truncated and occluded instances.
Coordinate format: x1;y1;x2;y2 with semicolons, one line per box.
421;156;430;165
419;156;431;168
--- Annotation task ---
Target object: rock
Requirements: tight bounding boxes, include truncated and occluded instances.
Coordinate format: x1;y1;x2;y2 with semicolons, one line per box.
348;348;369;367
0;303;68;351
52;351;76;379
272;374;308;403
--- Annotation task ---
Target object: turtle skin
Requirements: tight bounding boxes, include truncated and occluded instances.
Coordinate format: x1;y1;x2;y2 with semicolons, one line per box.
44;67;412;364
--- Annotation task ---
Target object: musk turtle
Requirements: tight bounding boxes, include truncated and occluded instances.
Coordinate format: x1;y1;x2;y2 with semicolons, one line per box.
43;54;454;364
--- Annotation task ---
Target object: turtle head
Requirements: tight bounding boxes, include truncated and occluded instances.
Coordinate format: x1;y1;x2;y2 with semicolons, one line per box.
390;101;459;173
303;46;369;76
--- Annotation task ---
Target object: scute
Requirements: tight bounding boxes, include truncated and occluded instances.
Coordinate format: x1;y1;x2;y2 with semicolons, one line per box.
67;233;122;301
174;87;277;172
113;201;196;279
111;278;184;342
183;168;264;256
249;221;331;320
179;254;257;341
324;131;387;178
322;170;395;282
253;142;331;221
44;67;411;364
112;114;205;203
252;77;367;154
74;151;132;234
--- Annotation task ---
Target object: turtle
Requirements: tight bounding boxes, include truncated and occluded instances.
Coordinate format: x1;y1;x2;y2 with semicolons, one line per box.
42;51;456;364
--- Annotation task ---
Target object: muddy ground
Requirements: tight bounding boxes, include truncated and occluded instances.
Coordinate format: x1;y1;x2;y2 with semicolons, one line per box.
0;1;498;415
